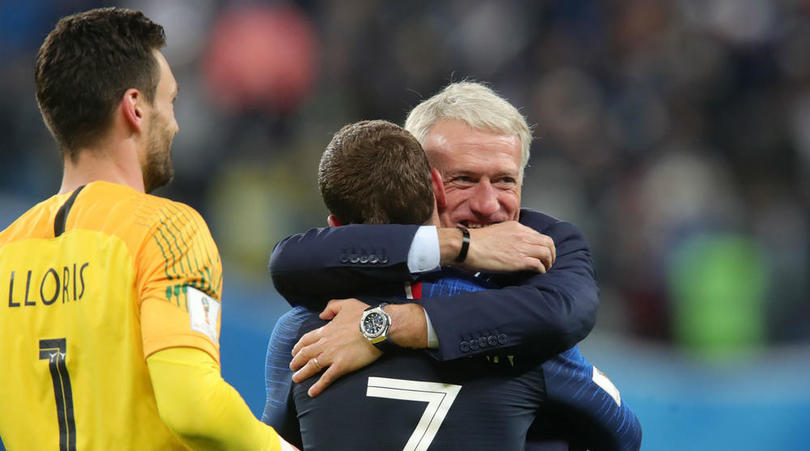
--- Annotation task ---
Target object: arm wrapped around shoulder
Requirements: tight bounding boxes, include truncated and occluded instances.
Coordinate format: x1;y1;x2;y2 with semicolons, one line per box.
269;224;418;309
147;347;295;451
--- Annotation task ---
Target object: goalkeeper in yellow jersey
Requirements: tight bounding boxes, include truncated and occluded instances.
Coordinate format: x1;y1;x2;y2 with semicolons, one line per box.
0;7;297;451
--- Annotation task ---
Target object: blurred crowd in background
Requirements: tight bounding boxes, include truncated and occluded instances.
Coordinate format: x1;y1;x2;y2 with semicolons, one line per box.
2;0;809;361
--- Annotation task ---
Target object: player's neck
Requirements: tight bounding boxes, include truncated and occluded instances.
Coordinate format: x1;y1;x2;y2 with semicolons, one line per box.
59;142;145;194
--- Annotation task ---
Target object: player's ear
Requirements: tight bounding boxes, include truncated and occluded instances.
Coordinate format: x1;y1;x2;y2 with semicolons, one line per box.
122;88;145;133
327;215;343;227
430;168;447;209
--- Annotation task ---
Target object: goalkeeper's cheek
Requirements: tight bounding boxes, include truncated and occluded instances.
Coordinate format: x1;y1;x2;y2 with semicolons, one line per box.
147;347;284;451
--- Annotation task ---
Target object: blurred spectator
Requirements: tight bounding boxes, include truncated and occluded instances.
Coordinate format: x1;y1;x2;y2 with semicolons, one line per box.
2;0;808;353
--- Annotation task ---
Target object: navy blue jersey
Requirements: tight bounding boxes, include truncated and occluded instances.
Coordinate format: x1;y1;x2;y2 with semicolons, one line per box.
266;306;543;451
536;348;641;450
264;273;641;451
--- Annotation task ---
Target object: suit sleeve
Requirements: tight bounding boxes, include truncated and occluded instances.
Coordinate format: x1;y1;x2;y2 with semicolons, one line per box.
268;211;599;361
269;224;419;310
422;217;599;360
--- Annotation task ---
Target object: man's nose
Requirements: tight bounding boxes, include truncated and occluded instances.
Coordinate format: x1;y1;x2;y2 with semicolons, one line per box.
468;180;499;217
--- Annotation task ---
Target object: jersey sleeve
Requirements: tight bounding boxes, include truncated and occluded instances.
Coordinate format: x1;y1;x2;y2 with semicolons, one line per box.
137;201;224;363
262;307;308;449
147;347;284;451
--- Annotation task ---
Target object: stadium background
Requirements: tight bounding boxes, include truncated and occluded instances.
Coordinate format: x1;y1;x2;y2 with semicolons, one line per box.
1;1;809;449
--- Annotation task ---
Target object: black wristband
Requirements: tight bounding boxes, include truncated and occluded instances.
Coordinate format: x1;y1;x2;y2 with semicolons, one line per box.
455;225;470;263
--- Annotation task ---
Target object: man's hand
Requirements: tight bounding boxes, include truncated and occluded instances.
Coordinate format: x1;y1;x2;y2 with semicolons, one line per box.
440;221;555;273
289;298;381;397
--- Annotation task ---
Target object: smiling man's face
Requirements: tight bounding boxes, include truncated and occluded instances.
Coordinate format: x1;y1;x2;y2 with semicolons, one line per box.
423;119;523;228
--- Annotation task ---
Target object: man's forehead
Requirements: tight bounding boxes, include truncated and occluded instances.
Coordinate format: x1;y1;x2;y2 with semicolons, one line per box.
434;153;521;181
426;121;519;153
428;136;521;165
450;134;520;153
153;50;177;90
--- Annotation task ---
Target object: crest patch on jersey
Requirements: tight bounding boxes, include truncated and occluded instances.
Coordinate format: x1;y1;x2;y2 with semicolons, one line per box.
188;286;220;344
592;366;621;406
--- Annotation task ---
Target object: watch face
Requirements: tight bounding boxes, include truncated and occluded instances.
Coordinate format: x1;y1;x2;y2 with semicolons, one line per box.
362;311;386;338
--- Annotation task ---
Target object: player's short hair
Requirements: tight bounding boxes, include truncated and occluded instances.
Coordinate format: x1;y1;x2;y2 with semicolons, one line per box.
35;7;166;161
404;81;533;176
319;120;434;225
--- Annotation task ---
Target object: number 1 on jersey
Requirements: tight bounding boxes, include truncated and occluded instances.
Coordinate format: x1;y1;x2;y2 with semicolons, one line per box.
367;377;461;451
39;338;77;451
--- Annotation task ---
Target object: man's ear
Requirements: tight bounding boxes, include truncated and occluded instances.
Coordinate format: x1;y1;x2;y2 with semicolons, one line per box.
430;168;447;209
327;214;343;227
122;88;145;133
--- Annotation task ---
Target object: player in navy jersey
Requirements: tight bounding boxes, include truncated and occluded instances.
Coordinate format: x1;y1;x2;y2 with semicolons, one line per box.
266;275;543;451
263;120;641;450
265;272;640;450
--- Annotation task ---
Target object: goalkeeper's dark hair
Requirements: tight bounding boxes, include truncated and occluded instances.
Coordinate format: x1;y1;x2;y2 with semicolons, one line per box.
319;120;434;225
35;7;166;161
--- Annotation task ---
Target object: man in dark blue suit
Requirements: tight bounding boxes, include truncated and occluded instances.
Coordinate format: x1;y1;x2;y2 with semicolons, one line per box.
263;119;640;450
272;82;598;398
269;82;625;449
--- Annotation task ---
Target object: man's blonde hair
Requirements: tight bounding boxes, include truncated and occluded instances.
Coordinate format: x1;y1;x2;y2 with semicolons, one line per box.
404;81;532;176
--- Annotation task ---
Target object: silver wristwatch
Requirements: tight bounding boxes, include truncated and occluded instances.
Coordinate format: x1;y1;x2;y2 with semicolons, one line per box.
360;303;394;351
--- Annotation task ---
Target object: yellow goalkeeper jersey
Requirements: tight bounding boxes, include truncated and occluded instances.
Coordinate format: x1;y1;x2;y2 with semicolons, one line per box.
0;181;223;450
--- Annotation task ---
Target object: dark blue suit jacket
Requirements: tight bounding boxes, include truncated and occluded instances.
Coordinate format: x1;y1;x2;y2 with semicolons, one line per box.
269;209;599;361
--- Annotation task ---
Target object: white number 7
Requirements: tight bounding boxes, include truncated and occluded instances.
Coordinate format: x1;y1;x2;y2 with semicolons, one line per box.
366;377;462;451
